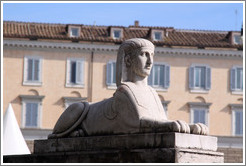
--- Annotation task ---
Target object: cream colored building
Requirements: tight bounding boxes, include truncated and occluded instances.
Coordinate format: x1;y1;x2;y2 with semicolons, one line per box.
3;21;243;140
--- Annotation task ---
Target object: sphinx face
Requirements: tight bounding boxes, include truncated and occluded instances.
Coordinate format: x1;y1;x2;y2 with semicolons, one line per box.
132;47;154;78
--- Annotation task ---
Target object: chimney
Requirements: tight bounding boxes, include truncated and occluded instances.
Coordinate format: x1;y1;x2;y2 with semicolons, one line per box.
134;20;139;27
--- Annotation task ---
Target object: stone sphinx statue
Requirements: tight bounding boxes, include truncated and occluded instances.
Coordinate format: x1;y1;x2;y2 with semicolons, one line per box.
48;38;208;139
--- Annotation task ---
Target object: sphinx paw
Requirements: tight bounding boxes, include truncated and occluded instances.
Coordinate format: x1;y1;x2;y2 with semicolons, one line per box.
190;123;209;135
172;120;190;133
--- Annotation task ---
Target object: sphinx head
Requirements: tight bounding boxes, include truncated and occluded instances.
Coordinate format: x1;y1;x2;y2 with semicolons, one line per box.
116;38;155;86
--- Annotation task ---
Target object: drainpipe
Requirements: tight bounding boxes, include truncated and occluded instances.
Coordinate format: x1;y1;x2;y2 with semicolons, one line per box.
88;23;95;102
88;51;94;102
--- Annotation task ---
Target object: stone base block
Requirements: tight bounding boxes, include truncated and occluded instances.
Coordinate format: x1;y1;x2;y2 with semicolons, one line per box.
3;132;224;163
4;148;223;163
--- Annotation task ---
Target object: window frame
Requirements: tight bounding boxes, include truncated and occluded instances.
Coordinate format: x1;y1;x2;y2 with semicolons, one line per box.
148;62;170;91
233;34;242;45
231;65;243;95
111;28;123;39
68;26;81;38
151;30;164;41
20;95;44;129
189;64;211;93
66;58;85;88
23;56;43;86
189;102;211;127
106;60;117;89
230;104;243;136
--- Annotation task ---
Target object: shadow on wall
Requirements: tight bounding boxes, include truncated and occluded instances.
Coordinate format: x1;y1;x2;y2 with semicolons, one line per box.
178;103;189;113
227;69;231;93
185;68;189;92
11;96;21;104
53;98;64;107
220;105;231;114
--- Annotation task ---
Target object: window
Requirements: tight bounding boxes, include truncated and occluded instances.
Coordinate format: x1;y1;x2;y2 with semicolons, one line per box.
231;66;243;93
106;61;116;87
193;109;206;124
68;26;80;37
66;58;84;87
230;104;243;136
111;28;123;39
152;30;163;41
113;30;121;39
154;32;162;41
23;56;42;86
189;102;211;126
20;95;44;128
233;35;242;44
148;63;170;90
25;102;38;127
189;64;211;92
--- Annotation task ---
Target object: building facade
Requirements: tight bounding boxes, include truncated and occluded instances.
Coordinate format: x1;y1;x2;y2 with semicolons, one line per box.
3;21;243;148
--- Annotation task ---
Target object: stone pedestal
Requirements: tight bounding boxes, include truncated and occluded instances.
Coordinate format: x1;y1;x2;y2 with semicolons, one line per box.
3;132;224;163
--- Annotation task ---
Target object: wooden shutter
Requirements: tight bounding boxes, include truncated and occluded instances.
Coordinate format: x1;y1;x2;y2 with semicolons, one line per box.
230;67;236;91
25;103;38;127
112;62;116;84
235;111;243;135
27;59;33;81
189;66;195;89
205;66;211;90
76;61;84;84
164;64;170;89
32;103;38;127
148;68;153;86
106;62;112;85
34;59;40;81
25;103;32;127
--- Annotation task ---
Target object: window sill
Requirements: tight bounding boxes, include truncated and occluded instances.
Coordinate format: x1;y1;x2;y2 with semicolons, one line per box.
153;39;163;41
190;89;209;94
23;81;42;86
23;126;40;129
113;37;122;40
232;134;243;137
66;83;84;88
231;91;243;95
107;85;117;90
154;88;168;92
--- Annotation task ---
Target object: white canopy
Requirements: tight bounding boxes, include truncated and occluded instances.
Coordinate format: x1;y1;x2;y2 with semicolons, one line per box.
3;104;30;155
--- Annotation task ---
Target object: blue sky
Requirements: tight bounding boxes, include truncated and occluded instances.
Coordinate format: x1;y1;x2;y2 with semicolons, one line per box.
2;2;244;31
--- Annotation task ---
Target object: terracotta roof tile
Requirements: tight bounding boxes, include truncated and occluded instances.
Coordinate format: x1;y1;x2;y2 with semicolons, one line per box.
3;21;242;49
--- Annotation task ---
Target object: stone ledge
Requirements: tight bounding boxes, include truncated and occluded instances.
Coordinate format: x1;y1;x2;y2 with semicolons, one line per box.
34;132;218;154
4;148;224;163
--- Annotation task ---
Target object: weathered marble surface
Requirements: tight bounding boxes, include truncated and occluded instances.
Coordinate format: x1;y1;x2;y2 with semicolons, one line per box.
36;133;218;153
4;133;224;163
48;38;208;139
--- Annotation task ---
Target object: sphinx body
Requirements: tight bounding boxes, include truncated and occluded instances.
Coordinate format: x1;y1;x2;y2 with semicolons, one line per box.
48;38;208;139
49;82;182;138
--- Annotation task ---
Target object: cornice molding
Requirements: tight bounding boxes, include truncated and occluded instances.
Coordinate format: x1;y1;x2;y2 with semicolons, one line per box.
3;39;243;58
